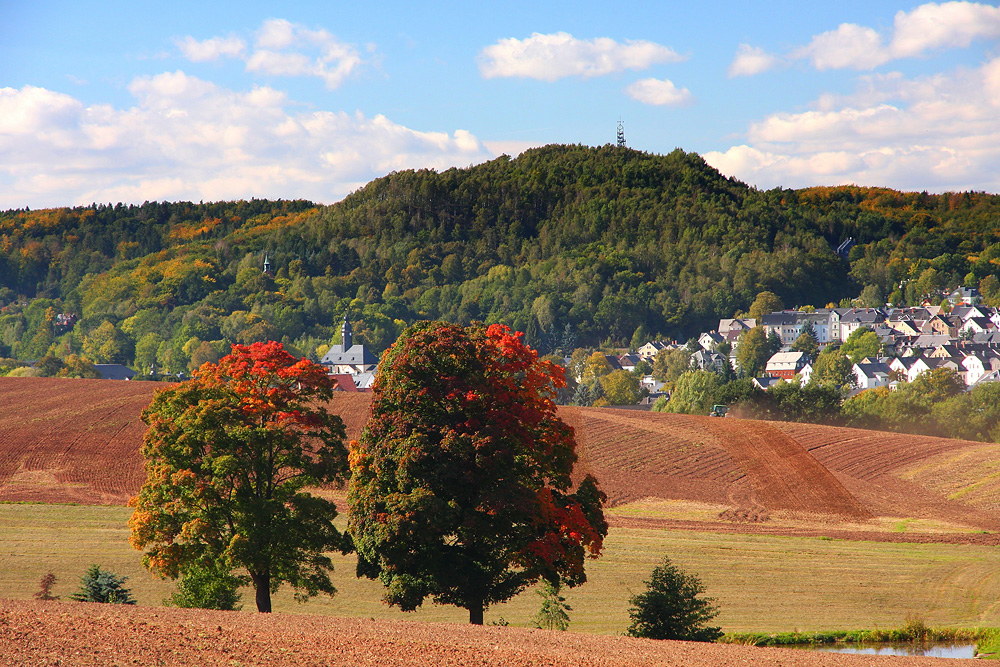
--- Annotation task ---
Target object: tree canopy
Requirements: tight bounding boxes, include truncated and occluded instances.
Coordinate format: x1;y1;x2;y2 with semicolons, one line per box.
347;321;608;624
128;341;350;613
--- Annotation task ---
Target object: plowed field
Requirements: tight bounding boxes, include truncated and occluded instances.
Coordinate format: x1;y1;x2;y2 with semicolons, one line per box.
0;598;972;667
3;377;1000;542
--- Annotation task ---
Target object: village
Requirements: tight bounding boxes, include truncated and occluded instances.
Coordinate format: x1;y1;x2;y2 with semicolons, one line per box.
584;286;1000;405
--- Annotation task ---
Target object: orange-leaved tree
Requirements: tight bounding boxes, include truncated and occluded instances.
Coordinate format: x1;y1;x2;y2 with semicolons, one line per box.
348;321;607;625
128;341;350;613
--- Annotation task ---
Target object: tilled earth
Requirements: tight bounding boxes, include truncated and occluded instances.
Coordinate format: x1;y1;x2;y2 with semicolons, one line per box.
0;599;972;667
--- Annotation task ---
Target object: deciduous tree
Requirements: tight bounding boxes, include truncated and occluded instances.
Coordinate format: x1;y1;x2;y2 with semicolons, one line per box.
348;322;608;625
128;341;350;613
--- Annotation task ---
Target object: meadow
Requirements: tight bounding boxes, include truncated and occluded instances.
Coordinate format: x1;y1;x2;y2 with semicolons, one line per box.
6;501;1000;635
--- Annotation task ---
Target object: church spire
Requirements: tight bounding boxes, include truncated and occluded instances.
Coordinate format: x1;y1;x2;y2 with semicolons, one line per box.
341;312;353;350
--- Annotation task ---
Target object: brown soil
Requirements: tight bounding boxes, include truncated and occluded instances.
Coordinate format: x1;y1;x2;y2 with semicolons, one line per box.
4;378;1000;545
0;598;970;667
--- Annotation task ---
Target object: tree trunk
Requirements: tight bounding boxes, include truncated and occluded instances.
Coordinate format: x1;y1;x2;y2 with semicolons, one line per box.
251;570;271;613
469;603;484;625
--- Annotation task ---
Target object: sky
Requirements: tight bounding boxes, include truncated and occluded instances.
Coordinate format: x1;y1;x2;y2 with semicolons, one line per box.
2;1;1000;209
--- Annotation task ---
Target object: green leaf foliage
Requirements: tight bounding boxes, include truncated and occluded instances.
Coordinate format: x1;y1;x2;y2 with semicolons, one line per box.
627;556;722;642
347;321;608;624
128;341;350;613
166;562;244;611
70;564;136;605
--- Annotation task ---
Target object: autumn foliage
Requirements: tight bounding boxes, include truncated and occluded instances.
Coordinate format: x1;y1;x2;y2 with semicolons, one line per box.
128;341;350;613
348;321;607;624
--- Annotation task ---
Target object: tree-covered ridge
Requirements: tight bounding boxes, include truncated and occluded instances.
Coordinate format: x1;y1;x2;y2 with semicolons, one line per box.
2;144;1000;374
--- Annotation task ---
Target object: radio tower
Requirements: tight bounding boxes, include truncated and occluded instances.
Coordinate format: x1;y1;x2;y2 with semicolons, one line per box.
617;119;626;148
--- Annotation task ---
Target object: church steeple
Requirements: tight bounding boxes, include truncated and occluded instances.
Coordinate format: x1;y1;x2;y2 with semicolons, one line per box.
341;313;352;350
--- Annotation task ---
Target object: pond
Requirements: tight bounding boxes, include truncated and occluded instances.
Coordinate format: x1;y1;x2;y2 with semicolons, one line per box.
801;643;977;659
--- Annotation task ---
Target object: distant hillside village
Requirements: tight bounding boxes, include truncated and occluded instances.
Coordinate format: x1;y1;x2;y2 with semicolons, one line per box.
572;285;1000;408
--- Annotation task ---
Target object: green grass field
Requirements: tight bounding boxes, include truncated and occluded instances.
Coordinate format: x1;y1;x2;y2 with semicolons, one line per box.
5;502;1000;634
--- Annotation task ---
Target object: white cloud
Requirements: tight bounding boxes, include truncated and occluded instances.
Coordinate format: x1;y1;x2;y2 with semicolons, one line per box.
624;78;693;106
704;56;1000;192
177;19;363;89
727;44;780;77
478;32;684;81
175;35;246;62
890;1;1000;57
0;73;495;209
794;23;889;70
737;2;1000;75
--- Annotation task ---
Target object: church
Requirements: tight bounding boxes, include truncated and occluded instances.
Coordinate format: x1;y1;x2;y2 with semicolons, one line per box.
320;314;378;376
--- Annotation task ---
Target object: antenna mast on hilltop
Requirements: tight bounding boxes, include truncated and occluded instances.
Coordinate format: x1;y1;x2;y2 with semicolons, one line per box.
617;119;626;148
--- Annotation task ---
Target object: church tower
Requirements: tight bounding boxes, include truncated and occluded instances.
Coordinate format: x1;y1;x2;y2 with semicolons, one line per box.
341;313;353;350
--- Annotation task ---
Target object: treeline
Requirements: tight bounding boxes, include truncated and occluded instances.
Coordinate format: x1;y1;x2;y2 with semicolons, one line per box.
2;144;1000;375
657;367;1000;443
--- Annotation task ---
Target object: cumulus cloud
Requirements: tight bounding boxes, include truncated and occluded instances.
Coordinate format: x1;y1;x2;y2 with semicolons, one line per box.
0;73;495;209
624;78;693;106
890;1;1000;56
737;1;1000;74
727;44;781;77
794;23;889;70
478;32;684;81
177;19;362;89
175;35;246;62
704;56;1000;192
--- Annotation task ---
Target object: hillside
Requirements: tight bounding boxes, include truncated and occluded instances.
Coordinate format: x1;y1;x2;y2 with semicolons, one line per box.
4;145;1000;377
3;377;1000;543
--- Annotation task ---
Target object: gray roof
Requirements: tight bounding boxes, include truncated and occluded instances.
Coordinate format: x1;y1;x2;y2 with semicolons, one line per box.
760;312;799;326
94;364;136;380
320;344;378;366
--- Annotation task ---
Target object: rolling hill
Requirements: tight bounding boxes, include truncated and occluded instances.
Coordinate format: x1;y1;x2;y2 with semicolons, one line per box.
3;377;1000;543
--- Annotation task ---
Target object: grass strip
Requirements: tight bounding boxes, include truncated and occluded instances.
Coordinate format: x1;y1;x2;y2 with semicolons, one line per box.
723;619;1000;659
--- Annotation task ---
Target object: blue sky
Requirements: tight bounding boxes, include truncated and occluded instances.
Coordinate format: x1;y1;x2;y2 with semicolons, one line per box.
2;1;1000;209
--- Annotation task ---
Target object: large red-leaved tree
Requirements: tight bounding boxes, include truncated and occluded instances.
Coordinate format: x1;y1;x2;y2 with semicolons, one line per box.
129;341;350;613
348;321;607;624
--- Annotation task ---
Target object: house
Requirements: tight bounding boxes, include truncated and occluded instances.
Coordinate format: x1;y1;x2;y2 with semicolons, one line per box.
960;317;995;336
636;341;668;360
94;364;136;380
853;359;892;389
962;353;1000;387
759;312;801;346
922;314;961;337
949;286;981;305
320;314;379;375
691;349;728;373
952;304;991;321
753;376;782;391
889;356;922;380
640;375;666;393
839;308;887;340
618;353;641;372
718;318;756;336
698;331;724;351
765;351;808;379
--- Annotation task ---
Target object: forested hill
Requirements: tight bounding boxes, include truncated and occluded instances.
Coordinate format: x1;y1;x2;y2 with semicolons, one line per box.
2;144;1000;374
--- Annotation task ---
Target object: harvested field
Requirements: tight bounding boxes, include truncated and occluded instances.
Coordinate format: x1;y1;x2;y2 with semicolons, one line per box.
0;598;975;667
3;377;1000;542
0;377;158;504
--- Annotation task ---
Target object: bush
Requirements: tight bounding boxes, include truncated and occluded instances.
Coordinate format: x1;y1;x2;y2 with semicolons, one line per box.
627;556;722;642
34;572;59;601
70;564;136;604
166;563;243;611
532;580;571;631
